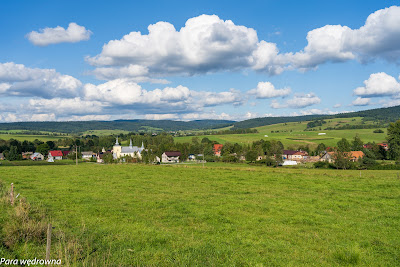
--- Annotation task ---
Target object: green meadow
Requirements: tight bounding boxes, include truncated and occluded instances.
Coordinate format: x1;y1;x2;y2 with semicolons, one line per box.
175;117;387;148
1;163;399;266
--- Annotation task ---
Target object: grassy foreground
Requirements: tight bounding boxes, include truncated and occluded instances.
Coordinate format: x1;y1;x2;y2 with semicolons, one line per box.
0;163;399;266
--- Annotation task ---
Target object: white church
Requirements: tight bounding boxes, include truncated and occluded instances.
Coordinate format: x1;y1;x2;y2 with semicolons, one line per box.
113;137;145;159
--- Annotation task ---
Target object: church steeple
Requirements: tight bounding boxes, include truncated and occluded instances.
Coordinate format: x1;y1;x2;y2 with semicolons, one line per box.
141;142;144;149
129;139;133;148
115;137;120;146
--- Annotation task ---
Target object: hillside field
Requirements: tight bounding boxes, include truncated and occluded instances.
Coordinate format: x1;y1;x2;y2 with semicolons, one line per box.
0;163;399;266
175;117;387;148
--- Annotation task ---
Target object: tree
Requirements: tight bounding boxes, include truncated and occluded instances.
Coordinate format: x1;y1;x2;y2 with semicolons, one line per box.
387;120;400;160
351;134;364;151
46;141;56;150
246;150;258;163
6;145;20;161
36;143;50;156
337;138;351;152
316;143;326;155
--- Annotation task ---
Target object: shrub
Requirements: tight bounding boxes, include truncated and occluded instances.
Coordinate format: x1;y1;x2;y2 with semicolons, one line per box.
3;198;48;248
314;161;329;168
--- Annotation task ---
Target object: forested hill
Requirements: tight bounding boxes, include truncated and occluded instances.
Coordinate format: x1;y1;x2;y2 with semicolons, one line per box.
232;105;400;129
0;119;234;133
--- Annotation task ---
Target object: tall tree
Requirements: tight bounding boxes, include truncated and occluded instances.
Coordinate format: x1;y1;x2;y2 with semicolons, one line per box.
387;120;400;160
351;134;364;151
337;138;351;152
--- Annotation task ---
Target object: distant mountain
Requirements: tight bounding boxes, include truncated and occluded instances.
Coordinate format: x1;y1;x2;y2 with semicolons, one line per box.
232;105;400;129
0;119;235;134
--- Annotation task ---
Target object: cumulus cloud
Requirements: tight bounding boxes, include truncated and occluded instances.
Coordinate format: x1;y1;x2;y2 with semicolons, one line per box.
86;14;281;76
248;81;291;99
352;97;372;106
27;22;92;46
86;7;400;78
82;79;243;115
270;93;321;109
0;62;82;98
287;6;400;69
28;97;106;115
354;72;400;97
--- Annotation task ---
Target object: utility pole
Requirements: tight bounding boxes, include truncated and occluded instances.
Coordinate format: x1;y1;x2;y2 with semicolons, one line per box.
76;145;78;165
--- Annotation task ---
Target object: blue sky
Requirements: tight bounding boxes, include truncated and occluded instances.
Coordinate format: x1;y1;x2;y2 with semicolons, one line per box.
1;0;400;122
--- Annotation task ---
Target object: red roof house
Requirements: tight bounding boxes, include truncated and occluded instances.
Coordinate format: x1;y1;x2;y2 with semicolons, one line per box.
213;144;223;157
48;150;63;160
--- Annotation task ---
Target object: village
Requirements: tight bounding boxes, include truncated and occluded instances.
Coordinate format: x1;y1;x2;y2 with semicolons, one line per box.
0;136;390;167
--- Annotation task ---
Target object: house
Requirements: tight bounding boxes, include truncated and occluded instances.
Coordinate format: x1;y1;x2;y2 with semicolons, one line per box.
349;151;365;162
22;152;33;159
113;138;145;159
82;151;94;160
162;151;181;163
291;151;308;161
30;152;44;161
213;144;223;157
320;152;335;163
282;150;297;160
48;150;63;160
0;153;4;160
188;154;196;161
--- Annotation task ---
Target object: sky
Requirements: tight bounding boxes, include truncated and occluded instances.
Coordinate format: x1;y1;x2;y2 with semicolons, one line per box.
1;0;400;122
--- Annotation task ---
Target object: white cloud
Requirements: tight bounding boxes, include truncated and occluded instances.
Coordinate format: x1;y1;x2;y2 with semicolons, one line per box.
381;99;400;107
87;14;281;76
354;72;400;97
68;115;112;121
270;93;321;109
82;79;243;115
248;81;291;99
28;97;106;115
0;62;82;98
86;7;400;78
286;6;400;69
27;22;92;46
352;97;372;106
333;103;342;108
144;114;179;120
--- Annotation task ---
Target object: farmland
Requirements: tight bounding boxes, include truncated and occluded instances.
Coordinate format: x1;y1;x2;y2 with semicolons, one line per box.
175;117;387;148
1;163;399;266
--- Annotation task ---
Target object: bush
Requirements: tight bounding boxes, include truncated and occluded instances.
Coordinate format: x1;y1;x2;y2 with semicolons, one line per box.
3;198;48;248
373;129;384;133
314;161;329;168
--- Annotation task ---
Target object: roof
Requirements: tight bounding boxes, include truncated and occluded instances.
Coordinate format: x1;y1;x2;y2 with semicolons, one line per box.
283;150;297;155
164;151;181;157
81;151;93;156
213;144;223;150
49;150;63;157
121;146;142;153
62;151;70;156
350;151;364;158
293;151;308;156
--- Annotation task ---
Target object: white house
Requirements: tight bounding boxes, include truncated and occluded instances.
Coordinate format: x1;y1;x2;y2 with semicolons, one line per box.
48;150;63;161
82;151;94;160
113;138;145;160
162;151;181;163
30;152;44;161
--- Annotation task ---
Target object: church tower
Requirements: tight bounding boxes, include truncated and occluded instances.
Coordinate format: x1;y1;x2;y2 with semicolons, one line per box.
113;137;122;158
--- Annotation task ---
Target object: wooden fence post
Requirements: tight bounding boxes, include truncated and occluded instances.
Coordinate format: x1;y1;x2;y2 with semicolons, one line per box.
10;183;14;205
46;223;52;260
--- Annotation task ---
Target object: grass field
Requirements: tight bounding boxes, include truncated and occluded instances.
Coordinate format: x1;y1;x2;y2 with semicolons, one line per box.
0;133;68;142
175;118;387;148
1;163;399;265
